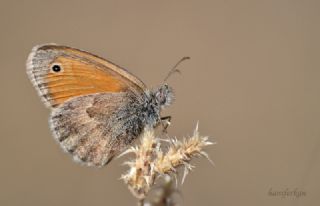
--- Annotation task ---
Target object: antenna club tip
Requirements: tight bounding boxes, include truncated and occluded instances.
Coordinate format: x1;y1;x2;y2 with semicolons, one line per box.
163;56;191;82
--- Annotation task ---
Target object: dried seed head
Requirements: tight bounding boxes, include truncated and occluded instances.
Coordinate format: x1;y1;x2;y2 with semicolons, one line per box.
121;124;214;200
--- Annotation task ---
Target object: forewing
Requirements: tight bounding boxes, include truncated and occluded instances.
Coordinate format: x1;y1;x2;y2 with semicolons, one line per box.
27;44;146;108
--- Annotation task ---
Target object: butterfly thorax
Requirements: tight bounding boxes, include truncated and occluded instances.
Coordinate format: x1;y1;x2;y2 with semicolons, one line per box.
141;84;174;127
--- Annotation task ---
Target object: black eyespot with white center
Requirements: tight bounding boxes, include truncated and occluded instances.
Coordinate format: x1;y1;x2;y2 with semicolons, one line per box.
52;64;61;72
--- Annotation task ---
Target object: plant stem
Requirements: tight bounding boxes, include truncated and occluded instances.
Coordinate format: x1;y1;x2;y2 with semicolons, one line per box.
138;198;144;206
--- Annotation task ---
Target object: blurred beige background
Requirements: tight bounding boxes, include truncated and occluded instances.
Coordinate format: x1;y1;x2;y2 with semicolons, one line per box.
0;0;319;205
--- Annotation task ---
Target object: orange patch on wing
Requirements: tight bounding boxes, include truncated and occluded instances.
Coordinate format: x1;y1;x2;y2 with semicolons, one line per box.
45;57;127;106
60;47;146;90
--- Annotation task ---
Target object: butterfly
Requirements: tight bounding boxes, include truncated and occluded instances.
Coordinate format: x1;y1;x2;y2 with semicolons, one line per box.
27;44;188;167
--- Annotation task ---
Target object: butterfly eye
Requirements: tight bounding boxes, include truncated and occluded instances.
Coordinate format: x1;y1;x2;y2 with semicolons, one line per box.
51;64;62;73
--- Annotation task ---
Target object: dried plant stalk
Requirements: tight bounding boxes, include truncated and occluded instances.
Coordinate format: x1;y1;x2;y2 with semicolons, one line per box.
121;129;158;199
121;124;214;201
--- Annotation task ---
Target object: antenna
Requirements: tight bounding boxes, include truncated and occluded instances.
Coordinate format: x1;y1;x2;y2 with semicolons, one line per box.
163;56;190;82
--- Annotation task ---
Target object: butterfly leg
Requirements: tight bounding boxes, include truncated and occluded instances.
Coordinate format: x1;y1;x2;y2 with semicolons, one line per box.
161;116;172;133
160;116;176;146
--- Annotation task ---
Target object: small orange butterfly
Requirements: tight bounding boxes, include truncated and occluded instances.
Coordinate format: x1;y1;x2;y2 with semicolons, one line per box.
27;44;188;167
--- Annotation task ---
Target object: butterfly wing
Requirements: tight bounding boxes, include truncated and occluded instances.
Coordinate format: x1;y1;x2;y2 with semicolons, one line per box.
27;44;148;166
50;92;144;167
26;44;146;107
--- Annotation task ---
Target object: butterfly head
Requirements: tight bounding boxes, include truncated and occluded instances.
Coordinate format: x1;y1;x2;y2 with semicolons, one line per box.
154;84;174;109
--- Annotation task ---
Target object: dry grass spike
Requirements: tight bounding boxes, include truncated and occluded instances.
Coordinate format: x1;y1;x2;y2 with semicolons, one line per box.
121;123;215;203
